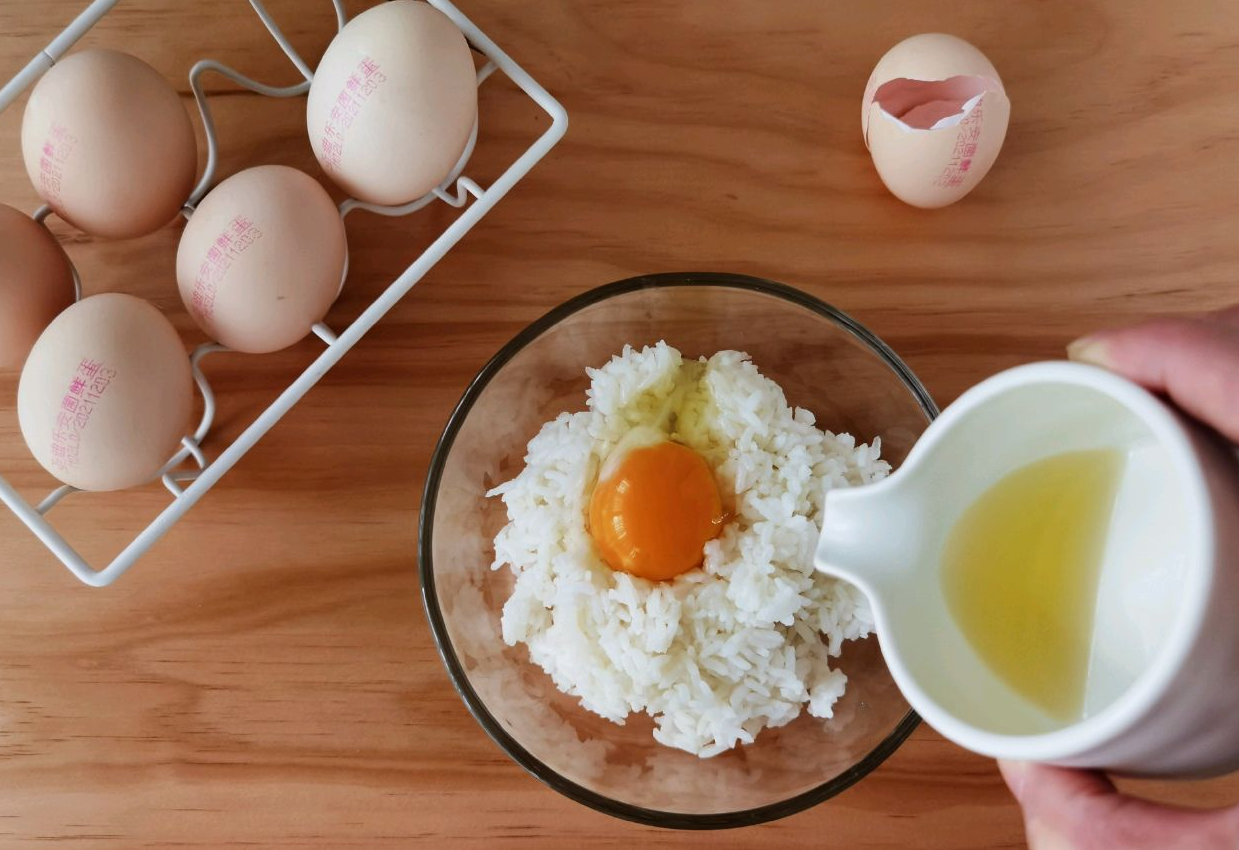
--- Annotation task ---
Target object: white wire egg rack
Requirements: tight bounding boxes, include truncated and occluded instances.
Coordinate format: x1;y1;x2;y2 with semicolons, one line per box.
0;0;568;586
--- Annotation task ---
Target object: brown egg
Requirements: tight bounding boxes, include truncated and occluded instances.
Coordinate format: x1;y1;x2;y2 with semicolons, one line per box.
18;293;193;491
21;49;197;238
306;0;477;205
176;165;347;353
0;204;76;370
861;34;1010;209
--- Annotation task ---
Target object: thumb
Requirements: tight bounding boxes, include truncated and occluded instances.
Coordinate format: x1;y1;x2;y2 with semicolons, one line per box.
1067;316;1239;443
999;760;1239;850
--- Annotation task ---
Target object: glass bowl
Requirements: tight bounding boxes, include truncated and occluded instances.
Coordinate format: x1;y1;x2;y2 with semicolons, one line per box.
419;272;937;828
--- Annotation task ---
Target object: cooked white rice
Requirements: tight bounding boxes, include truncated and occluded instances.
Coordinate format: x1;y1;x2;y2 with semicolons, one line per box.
488;342;890;757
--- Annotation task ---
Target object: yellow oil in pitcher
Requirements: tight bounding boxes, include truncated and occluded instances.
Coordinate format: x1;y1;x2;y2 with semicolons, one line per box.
941;449;1123;722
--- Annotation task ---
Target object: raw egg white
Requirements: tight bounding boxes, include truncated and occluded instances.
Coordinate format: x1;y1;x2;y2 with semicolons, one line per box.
862;33;1010;208
176;165;346;353
0;204;75;370
588;426;725;582
306;0;477;205
21;49;197;238
18;293;193;491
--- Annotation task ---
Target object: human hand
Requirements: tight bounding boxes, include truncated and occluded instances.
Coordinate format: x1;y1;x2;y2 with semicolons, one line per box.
998;307;1239;849
998;761;1239;850
1068;306;1239;442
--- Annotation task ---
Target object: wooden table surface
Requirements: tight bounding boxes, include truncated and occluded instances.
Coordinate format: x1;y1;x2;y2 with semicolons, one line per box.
2;0;1238;846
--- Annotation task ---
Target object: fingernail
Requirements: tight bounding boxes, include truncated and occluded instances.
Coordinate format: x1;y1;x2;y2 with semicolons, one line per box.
1067;335;1112;367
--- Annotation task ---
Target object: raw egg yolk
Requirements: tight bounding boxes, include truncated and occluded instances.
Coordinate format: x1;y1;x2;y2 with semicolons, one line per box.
588;440;724;582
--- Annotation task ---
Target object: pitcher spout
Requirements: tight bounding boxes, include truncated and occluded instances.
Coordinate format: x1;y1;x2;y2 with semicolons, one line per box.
815;470;921;598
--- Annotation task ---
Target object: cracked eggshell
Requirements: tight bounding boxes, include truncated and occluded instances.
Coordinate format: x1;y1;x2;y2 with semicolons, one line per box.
862;34;1010;209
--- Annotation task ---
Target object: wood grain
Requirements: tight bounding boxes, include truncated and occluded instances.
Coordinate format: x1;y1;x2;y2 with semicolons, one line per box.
1;0;1238;846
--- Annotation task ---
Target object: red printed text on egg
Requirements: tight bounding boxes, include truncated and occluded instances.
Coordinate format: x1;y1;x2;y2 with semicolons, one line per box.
37;122;77;207
933;104;985;190
189;215;264;320
318;57;388;175
49;358;116;473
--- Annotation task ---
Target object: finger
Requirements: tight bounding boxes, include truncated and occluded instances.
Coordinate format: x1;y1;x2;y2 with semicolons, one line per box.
1207;304;1239;327
1067;317;1239;443
999;761;1239;850
1000;759;1116;802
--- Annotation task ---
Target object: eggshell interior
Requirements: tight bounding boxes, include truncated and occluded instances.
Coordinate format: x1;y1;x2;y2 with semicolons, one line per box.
870;76;996;131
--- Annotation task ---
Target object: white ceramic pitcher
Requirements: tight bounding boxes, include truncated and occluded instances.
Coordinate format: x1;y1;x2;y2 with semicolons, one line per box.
815;361;1239;776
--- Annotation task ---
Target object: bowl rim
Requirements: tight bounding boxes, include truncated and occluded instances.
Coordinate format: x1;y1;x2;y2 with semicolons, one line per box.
418;271;938;829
